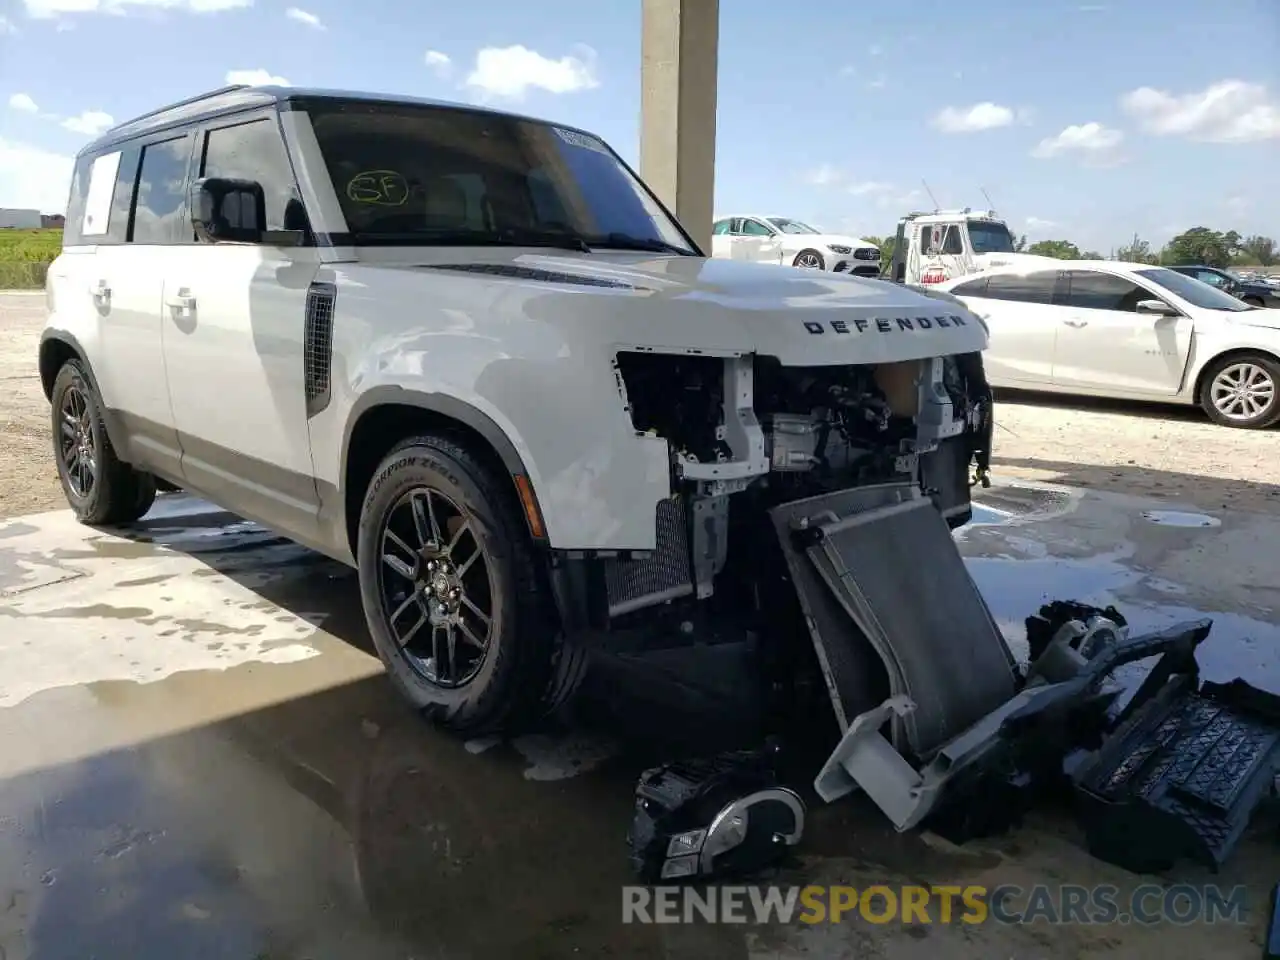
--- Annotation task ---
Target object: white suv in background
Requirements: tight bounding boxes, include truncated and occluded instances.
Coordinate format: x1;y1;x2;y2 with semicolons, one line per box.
710;215;881;275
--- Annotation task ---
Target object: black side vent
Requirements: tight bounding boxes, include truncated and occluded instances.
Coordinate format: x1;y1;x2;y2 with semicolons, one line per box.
422;263;635;289
304;280;336;417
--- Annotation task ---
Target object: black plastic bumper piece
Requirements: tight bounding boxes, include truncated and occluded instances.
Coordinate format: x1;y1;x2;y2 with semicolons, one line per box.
1071;672;1280;874
627;740;804;884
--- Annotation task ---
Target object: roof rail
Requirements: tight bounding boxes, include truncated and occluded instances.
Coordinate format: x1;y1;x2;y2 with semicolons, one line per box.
103;84;249;134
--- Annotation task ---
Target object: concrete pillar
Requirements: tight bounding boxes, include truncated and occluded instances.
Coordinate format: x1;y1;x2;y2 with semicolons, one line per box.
640;0;719;254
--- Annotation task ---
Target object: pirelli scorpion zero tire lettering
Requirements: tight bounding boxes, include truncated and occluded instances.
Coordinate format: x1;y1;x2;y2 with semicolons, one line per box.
51;358;157;526
356;434;578;735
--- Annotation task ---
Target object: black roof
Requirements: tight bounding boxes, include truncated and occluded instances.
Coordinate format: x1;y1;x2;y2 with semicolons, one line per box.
79;84;578;158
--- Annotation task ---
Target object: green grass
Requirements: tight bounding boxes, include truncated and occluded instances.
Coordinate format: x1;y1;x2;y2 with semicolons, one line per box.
0;228;61;289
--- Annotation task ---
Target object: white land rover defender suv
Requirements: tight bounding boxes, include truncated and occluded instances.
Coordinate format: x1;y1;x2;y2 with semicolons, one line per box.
41;85;995;735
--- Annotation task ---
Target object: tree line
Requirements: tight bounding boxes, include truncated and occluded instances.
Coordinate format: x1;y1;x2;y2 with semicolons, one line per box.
865;227;1278;270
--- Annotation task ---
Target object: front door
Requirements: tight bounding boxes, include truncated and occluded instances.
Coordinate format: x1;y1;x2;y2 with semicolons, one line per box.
1052;269;1192;396
160;112;322;539
88;138;186;477
730;218;785;264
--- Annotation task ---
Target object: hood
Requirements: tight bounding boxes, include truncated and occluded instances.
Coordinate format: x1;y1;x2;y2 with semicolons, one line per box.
359;252;988;366
971;252;1064;271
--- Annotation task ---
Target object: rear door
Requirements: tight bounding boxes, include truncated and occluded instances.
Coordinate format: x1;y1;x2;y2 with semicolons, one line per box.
83;137;188;477
159;110;323;540
1052;269;1192;396
951;270;1064;385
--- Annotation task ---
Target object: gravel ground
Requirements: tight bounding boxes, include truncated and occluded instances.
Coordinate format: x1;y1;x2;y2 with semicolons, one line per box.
3;290;1280;519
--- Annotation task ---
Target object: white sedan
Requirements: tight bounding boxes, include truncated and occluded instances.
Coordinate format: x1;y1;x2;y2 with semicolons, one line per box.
938;260;1280;429
710;215;881;276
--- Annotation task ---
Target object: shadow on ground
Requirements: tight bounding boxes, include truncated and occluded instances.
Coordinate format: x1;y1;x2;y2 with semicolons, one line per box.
994;388;1208;424
993;455;1280;510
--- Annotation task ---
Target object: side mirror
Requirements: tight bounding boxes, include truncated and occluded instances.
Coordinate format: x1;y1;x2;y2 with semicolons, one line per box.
1136;299;1178;316
191;177;266;244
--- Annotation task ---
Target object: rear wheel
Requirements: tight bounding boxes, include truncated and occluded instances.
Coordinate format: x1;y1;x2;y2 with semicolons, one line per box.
1198;353;1280;429
793;249;825;270
355;434;581;734
50;359;156;525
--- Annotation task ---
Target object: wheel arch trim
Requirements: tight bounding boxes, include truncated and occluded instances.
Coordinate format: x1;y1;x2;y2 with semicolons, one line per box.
38;329;128;454
339;386;547;542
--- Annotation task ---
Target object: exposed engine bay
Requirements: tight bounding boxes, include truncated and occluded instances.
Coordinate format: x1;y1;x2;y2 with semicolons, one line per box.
553;350;993;627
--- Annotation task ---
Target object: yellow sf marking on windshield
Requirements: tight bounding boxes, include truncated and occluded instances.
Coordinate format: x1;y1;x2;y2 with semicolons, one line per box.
347;170;409;206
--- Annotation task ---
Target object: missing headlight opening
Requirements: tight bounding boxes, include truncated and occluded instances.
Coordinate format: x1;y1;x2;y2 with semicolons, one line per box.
613;350;993;509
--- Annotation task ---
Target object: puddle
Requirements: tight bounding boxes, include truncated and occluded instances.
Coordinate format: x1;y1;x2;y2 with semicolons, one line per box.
967;554;1280;693
968;504;1015;527
1140;510;1221;528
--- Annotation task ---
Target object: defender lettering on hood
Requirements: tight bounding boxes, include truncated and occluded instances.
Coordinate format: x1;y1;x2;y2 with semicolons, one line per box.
803;314;970;336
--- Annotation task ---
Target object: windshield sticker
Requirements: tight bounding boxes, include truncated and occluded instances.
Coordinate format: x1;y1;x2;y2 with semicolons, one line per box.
346;170;410;206
553;127;609;154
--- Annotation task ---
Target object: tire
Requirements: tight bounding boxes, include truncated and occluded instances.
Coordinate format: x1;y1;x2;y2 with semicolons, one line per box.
50;359;157;525
793;249;825;270
1198;353;1280;429
355;433;577;735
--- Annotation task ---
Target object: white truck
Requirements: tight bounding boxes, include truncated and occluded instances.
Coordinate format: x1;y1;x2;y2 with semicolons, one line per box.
885;208;1061;286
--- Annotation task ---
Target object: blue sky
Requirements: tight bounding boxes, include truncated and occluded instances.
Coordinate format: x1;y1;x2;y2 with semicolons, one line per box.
1;0;1277;251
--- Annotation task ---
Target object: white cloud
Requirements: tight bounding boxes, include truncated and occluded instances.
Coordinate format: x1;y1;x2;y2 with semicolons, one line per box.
425;50;451;77
61;110;114;136
225;68;290;86
285;6;322;28
1031;122;1124;161
931;102;1014;133
1025;216;1057;229
8;93;39;113
1120;80;1280;144
847;180;893;196
0;138;75;213
24;0;250;17
804;163;842;186
464;44;599;100
868;44;882;56
867;76;886;90
0;14;16;32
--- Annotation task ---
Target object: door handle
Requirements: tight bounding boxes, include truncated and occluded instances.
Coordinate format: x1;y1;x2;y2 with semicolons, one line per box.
166;289;196;316
89;280;110;303
1063;319;1088;328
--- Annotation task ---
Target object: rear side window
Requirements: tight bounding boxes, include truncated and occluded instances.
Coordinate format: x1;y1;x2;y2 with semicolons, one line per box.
985;271;1060;304
199;117;302;233
131;135;193;244
949;276;989;296
80;151;123;240
1062;270;1149;311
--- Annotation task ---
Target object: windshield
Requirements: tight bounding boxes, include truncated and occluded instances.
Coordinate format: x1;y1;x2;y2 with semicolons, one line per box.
1136;268;1253;312
767;218;820;235
305;101;697;253
966;220;1015;254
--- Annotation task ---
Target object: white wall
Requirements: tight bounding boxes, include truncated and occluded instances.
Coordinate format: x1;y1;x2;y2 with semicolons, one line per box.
0;209;42;229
